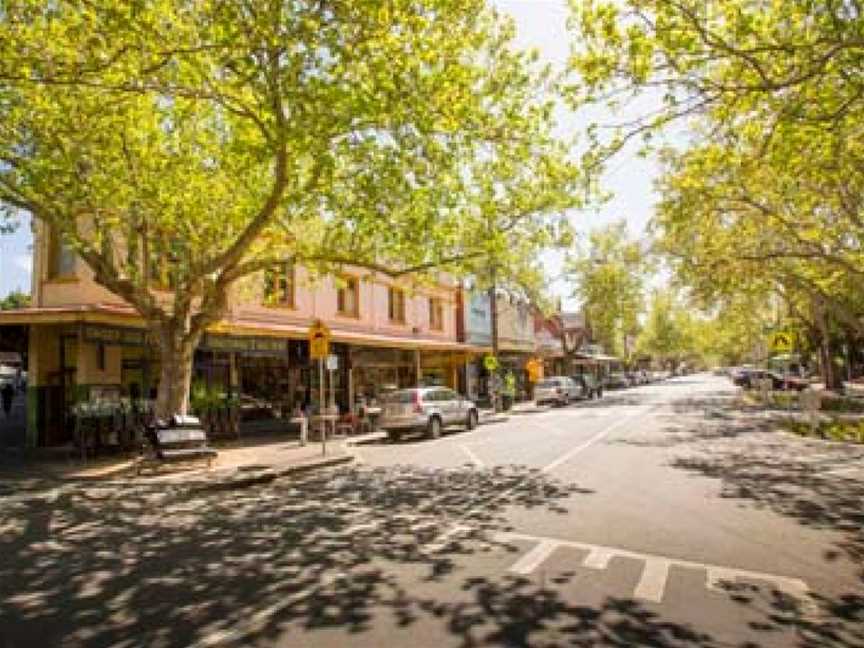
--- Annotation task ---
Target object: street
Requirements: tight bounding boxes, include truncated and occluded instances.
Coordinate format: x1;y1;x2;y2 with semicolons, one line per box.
1;375;862;647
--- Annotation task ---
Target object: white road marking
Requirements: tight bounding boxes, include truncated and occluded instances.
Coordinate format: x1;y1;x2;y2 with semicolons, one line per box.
425;524;472;552
541;406;654;474
706;567;739;592
582;548;613;569
459;444;485;468
510;539;558;575
633;558;671;603
422;404;659;553
495;531;815;613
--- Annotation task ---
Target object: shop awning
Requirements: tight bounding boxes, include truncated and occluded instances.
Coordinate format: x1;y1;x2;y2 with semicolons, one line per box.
568;352;621;364
216;318;485;353
0;304;490;354
0;304;141;326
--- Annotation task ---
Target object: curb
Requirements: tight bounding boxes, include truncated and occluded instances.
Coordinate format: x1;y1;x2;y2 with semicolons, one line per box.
189;454;354;494
345;432;389;446
479;415;509;425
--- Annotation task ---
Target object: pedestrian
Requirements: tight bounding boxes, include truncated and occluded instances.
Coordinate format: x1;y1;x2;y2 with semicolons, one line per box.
1;382;14;419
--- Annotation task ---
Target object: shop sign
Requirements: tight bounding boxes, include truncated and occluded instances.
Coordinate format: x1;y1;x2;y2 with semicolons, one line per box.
326;354;338;371
308;320;331;360
201;334;287;355
82;324;148;347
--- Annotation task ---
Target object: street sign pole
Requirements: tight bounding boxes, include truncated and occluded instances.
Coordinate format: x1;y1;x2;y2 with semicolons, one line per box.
308;320;332;456
319;357;326;456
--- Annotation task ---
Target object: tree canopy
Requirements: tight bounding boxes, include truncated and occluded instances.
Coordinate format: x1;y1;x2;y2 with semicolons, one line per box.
566;221;648;357
0;0;585;415
0;290;30;311
566;0;864;380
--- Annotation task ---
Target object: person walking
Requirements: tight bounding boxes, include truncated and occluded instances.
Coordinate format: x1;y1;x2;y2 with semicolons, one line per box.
1;382;14;419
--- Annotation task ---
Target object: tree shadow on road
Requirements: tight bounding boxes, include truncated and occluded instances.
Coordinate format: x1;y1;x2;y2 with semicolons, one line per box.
0;463;586;647
1;458;861;648
610;392;864;647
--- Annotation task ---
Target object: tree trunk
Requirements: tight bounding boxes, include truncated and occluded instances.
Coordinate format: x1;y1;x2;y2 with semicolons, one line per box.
154;322;201;420
814;300;844;391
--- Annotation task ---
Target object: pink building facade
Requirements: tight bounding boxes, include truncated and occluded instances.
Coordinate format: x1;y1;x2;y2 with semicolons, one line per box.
1;223;485;446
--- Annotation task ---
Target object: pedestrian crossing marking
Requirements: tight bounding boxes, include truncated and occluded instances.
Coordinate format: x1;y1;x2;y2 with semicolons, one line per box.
633;557;671;603
495;531;816;615
582;548;613;569
510;539;558;575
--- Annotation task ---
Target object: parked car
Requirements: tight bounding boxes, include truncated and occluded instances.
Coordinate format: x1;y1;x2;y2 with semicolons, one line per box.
604;372;630;389
380;387;478;441
734;369;808;391
534;376;579;406
571;374;603;399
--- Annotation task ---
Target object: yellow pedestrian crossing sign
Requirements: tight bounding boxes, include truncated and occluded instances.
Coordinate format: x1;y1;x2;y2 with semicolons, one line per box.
769;331;793;353
308;320;331;360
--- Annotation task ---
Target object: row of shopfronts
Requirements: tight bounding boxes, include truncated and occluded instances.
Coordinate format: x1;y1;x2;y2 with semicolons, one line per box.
2;308;625;448
0;221;629;448
13;318;481;447
1;292;621;449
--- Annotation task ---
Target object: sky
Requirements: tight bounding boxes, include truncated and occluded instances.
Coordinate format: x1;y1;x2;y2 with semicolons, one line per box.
0;0;661;304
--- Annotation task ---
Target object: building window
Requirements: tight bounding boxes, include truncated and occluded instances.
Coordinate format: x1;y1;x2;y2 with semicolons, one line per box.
388;286;406;323
47;227;76;279
429;297;444;331
337;275;359;317
264;262;295;307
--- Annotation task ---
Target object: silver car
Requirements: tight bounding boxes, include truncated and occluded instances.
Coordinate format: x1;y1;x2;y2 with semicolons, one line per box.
380;387;479;441
534;376;579;406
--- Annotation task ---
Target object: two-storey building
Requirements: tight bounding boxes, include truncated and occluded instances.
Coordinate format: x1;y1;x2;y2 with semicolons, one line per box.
0;223;482;447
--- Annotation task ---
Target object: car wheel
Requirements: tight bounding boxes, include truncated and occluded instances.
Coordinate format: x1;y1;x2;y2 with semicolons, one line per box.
387;430;402;443
466;409;478;430
427;416;442;439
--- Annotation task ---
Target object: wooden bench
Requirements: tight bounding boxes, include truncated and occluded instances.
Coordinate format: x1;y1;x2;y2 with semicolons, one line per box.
137;415;218;474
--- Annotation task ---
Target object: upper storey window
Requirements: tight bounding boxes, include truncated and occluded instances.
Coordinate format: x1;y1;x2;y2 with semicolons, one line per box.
47;227;76;279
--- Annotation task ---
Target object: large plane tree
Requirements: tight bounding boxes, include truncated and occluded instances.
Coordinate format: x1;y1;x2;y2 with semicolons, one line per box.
0;0;584;417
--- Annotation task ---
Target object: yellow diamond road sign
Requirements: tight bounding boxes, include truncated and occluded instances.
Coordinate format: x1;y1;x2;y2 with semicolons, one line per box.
308;320;331;360
769;331;793;353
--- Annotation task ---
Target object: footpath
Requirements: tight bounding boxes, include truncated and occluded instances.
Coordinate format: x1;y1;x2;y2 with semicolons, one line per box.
0;401;536;495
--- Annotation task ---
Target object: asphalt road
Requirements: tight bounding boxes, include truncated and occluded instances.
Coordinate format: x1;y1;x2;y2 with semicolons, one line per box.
1;375;862;647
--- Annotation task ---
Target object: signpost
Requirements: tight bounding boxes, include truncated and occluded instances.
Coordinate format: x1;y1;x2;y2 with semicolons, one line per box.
308;321;331;455
483;355;500;411
326;354;338;411
769;331;794;398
